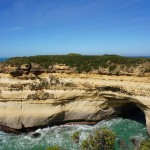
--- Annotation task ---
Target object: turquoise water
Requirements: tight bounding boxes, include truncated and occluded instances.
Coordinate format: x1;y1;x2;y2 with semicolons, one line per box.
0;118;148;150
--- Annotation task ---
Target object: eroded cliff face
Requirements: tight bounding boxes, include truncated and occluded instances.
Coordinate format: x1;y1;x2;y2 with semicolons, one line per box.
0;72;150;135
0;61;150;77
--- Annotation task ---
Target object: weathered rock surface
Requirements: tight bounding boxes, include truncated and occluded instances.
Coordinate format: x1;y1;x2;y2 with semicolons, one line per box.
0;72;150;135
0;61;150;77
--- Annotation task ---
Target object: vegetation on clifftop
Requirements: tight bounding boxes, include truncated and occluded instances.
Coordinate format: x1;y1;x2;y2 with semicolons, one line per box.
4;54;150;73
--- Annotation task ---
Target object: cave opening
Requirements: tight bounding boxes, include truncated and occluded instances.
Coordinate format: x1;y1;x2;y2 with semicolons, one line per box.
116;102;146;125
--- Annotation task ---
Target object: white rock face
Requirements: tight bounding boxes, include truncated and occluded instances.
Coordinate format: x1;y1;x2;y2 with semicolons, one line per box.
0;73;150;134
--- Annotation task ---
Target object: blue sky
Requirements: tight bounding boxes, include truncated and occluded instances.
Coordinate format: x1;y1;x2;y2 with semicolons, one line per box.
0;0;150;57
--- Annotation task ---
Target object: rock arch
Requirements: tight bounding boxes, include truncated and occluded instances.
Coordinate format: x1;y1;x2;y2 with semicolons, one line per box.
97;92;148;135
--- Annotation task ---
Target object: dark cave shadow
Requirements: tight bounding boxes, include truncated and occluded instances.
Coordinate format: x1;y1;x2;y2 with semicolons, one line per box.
119;103;146;125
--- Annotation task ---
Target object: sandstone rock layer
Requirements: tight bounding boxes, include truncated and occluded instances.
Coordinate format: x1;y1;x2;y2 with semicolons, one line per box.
0;73;150;134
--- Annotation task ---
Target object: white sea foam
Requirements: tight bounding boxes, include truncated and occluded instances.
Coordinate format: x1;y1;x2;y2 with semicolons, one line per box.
0;118;148;150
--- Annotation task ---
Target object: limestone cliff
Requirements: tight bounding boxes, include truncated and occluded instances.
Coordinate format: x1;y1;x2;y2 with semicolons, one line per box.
0;72;150;135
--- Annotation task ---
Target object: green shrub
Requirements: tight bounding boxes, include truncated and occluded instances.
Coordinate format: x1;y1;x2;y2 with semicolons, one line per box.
46;146;62;150
5;55;150;73
81;128;116;150
71;131;81;143
139;139;150;150
109;65;117;72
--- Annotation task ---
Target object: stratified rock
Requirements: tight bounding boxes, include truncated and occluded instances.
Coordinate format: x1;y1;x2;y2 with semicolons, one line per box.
0;72;150;135
20;64;31;73
30;63;46;75
5;65;22;76
0;63;4;73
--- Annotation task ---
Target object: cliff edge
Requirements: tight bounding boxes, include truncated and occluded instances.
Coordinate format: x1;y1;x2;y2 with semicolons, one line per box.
0;55;150;134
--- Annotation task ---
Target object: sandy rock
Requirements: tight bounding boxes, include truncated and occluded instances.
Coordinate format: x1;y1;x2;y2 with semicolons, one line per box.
0;73;150;135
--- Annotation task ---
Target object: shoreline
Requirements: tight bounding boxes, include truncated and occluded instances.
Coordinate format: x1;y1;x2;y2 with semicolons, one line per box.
0;122;97;134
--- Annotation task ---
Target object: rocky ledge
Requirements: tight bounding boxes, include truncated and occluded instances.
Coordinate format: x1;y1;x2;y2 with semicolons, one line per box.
1;55;150;77
0;72;150;135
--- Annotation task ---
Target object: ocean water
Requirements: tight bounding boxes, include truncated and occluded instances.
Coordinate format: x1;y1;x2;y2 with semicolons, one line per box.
0;118;148;150
0;58;8;62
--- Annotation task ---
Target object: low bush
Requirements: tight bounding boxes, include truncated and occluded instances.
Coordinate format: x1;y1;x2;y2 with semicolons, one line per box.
139;138;150;150
81;128;116;150
71;131;81;143
5;55;150;73
46;146;62;150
